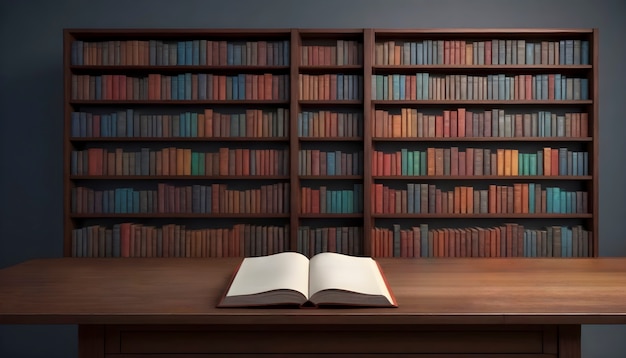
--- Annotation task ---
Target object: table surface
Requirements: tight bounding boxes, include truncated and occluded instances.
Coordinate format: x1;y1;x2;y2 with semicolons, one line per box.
1;257;626;325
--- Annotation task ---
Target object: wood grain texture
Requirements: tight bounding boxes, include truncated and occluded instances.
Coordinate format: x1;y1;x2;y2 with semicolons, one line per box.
1;258;625;325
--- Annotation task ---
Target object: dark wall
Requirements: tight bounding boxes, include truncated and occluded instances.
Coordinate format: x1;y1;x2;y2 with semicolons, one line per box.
1;0;625;357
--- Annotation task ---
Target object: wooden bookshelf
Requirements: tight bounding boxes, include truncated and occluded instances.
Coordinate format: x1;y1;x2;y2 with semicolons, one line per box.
64;28;598;258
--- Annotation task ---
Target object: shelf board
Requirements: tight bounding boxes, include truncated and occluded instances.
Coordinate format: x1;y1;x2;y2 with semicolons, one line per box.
70;175;290;180
70;100;290;105
70;137;289;142
71;213;290;219
372;137;593;142
299;175;363;180
372;100;593;105
372;213;592;219
373;175;592;180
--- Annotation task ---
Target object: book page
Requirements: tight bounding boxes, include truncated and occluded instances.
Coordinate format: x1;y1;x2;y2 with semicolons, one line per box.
308;252;393;303
225;252;310;298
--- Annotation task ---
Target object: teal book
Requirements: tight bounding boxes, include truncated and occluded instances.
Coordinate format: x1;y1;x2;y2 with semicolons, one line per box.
413;150;421;176
392;75;400;100
191;152;199;175
546;187;553;213
190;112;198;137
552;187;561;213
401;148;408;175
407;151;414;176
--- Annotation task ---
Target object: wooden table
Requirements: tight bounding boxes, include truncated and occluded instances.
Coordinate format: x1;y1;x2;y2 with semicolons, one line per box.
1;258;626;357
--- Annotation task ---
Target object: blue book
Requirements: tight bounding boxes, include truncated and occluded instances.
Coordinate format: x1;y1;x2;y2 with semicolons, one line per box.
559;148;567;175
581;78;588;99
191;40;199;66
132;191;139;213
414;183;421;214
198;74;207;99
190;112;198;137
410;42;417;64
185;73;192;99
407;184;414;213
399;74;406;100
177;41;185;65
337;74;344;100
199;40;207;65
565;40;574;65
238;74;246;100
498;74;506;100
581;40;589;65
185;41;193;65
416;42;424;65
420;224;429;257
526;43;534;65
227;42;234;65
283;40;290;65
327;152;336;175
71;112;81;137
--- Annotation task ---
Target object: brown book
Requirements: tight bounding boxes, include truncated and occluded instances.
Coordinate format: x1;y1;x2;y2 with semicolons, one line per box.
218;252;397;308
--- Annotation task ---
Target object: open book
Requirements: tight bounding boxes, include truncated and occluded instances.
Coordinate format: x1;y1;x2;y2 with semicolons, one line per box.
217;252;397;308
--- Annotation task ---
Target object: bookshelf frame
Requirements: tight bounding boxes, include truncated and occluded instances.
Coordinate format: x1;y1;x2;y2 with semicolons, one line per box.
63;28;598;258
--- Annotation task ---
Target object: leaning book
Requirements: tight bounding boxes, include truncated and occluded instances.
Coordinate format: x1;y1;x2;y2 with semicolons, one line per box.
217;252;398;308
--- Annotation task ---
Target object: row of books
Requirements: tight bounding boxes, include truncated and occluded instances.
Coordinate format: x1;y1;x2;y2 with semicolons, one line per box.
298;74;363;100
71;223;290;258
374;39;590;66
71;39;290;66
298;150;363;176
300;40;363;66
71;108;289;138
298;110;363;138
71;147;289;176
71;38;589;68
73;182;290;214
296;226;363;257
372;147;589;177
372;108;589;138
71;73;290;101
371;73;589;100
300;184;364;214
372;183;588;214
371;224;591;258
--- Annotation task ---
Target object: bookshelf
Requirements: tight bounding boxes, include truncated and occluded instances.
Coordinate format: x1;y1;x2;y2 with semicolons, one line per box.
64;28;598;258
